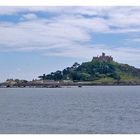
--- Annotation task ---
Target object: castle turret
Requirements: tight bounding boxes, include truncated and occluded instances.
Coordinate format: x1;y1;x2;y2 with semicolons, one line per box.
102;52;105;57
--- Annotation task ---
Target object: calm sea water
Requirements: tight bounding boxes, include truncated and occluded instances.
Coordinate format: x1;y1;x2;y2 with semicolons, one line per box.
0;86;140;134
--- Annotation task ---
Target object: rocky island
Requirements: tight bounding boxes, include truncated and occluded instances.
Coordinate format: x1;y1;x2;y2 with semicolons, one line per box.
0;53;140;88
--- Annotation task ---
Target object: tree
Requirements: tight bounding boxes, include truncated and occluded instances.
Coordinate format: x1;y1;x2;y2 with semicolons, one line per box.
54;70;63;80
71;62;80;69
38;74;46;80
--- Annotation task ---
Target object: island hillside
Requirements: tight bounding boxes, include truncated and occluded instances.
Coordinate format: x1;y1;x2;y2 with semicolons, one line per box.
38;53;140;85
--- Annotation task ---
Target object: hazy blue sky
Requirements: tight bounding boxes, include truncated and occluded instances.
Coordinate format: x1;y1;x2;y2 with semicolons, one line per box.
0;6;140;81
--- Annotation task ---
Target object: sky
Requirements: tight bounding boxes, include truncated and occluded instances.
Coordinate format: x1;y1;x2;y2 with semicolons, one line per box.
0;6;140;82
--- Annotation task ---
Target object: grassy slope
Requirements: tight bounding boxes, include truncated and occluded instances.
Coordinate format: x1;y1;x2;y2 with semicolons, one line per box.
92;61;140;84
76;60;140;84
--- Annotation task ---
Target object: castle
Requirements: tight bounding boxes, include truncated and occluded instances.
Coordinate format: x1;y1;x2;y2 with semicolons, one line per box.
92;52;113;62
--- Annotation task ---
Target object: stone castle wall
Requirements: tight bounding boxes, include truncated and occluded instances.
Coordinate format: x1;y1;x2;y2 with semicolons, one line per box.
92;53;113;62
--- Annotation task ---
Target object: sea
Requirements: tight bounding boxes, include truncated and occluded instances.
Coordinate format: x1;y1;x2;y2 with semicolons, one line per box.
0;86;140;134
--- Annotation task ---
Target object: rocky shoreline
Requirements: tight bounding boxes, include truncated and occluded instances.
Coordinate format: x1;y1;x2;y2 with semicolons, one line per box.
0;82;140;88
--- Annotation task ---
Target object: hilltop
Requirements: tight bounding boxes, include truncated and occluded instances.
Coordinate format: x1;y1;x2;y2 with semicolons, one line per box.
38;53;140;85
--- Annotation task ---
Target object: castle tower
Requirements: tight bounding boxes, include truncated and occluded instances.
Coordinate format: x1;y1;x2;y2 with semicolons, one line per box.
102;52;105;57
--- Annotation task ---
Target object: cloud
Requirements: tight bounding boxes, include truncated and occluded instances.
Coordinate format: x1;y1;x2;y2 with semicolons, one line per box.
21;13;38;20
0;7;140;67
126;38;140;43
45;44;140;66
0;15;92;51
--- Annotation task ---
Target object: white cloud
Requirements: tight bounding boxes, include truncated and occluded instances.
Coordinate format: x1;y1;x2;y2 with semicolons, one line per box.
21;13;38;20
0;7;140;67
126;38;140;42
0;16;92;51
46;44;140;67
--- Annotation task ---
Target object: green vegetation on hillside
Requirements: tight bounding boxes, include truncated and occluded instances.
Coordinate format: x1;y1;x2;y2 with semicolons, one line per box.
38;59;140;84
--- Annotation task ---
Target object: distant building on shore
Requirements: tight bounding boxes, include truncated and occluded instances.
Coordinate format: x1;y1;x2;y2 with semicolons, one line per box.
92;52;113;62
5;79;17;85
31;79;59;84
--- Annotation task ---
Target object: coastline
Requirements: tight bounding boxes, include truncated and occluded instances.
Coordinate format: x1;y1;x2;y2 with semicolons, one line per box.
0;83;140;88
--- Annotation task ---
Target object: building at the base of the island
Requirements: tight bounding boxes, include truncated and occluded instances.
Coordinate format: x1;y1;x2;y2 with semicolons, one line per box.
92;52;113;62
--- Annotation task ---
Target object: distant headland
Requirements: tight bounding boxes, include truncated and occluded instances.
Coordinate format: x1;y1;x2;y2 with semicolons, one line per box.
0;53;140;88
